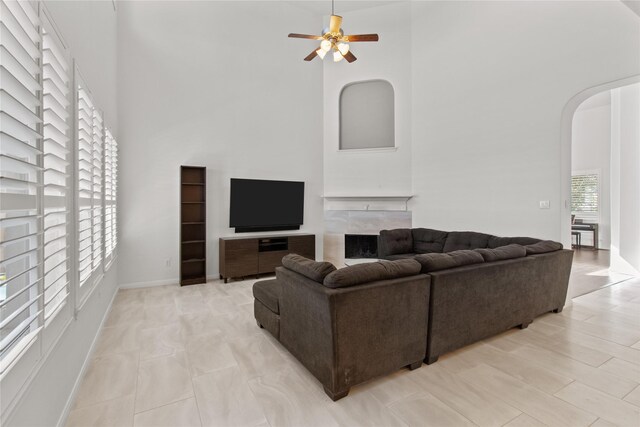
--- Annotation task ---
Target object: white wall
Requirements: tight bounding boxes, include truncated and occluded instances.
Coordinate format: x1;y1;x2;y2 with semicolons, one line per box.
410;1;640;239
323;2;412;197
6;2;120;426
572;95;611;248
611;83;640;274
117;1;324;286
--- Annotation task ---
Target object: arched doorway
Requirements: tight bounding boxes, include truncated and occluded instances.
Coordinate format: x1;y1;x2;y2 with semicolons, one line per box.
561;77;640;298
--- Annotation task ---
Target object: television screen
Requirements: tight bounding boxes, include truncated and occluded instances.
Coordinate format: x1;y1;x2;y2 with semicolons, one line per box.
230;178;304;230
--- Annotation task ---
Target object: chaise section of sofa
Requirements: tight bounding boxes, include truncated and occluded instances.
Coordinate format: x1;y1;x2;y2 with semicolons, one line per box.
269;256;430;401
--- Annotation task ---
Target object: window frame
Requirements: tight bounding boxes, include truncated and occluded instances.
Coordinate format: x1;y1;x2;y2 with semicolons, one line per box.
103;128;117;269
74;68;104;309
39;0;74;351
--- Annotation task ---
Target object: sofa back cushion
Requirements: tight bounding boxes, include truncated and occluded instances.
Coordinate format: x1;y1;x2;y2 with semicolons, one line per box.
323;259;421;289
415;250;484;273
412;228;448;254
525;240;563;255
442;231;493;252
475;244;526;262
488;236;542;249
378;228;413;256
282;254;337;283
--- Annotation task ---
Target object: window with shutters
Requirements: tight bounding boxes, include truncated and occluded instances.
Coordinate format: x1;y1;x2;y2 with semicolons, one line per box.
1;0;119;404
76;79;94;289
104;129;117;263
0;0;43;376
91;110;103;272
571;172;599;222
42;12;71;326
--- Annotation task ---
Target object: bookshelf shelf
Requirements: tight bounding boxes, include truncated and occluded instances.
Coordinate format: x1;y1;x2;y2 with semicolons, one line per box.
180;166;206;286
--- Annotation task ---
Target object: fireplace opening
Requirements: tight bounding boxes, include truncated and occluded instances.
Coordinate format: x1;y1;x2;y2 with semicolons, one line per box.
345;234;378;259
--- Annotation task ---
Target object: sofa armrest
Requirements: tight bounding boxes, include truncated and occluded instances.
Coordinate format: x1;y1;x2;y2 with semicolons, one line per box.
527;249;573;315
277;267;430;396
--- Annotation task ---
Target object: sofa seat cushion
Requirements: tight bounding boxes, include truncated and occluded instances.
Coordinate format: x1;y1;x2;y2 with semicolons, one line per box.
282;254;336;283
443;231;493;252
412;228;448;254
475;244;526;262
415;250;484;273
525;240;563;255
323;259;421;289
488;236;542;249
379;229;414;256
384;253;417;261
252;279;281;314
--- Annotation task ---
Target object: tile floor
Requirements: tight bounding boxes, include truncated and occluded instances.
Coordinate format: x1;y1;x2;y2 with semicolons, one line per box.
66;275;640;427
569;249;633;298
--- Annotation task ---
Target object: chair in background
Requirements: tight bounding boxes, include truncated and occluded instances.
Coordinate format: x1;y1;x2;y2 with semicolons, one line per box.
571;215;581;248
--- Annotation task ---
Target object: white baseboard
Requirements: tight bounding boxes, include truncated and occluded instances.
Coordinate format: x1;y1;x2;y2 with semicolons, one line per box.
120;273;222;289
55;288;119;427
119;278;179;289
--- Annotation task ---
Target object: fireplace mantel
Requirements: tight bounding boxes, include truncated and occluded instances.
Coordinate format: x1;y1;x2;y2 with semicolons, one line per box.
322;195;413;211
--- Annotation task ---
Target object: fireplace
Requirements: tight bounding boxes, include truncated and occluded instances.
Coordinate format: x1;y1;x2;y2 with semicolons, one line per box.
345;234;378;259
322;203;412;266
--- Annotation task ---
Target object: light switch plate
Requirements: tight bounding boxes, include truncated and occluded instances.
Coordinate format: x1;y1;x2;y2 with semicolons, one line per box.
539;200;550;209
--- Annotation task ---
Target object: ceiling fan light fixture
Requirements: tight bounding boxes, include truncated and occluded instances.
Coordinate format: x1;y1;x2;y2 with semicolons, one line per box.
288;0;378;63
320;39;332;52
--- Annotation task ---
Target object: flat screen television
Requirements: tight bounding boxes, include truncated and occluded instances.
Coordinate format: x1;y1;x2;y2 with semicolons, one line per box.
230;178;305;233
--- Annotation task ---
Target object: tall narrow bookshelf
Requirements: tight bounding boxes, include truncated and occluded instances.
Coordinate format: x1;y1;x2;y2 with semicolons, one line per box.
180;166;206;286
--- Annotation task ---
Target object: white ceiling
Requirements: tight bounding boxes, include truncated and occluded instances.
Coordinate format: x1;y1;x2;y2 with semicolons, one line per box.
285;0;405;16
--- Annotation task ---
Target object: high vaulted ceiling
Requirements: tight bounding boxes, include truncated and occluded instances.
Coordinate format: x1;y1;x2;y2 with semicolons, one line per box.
285;0;404;15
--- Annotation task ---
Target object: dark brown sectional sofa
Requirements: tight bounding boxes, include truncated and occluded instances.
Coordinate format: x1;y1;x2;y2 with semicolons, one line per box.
252;228;573;400
378;228;573;364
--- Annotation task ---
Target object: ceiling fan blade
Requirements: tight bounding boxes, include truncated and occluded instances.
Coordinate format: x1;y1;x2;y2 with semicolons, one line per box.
329;15;342;33
343;34;379;42
303;49;319;61
343;50;357;63
288;33;324;40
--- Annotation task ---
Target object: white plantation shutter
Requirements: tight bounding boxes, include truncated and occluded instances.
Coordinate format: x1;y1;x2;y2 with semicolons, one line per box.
0;0;43;375
91;110;103;271
571;173;599;222
1;2;121;411
41;12;70;324
76;80;93;288
104;129;117;260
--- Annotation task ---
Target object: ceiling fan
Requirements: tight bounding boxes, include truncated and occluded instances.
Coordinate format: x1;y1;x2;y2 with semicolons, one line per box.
288;0;379;63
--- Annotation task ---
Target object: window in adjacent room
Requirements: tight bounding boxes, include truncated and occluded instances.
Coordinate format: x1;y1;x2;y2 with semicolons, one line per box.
571;172;599;222
339;80;394;150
